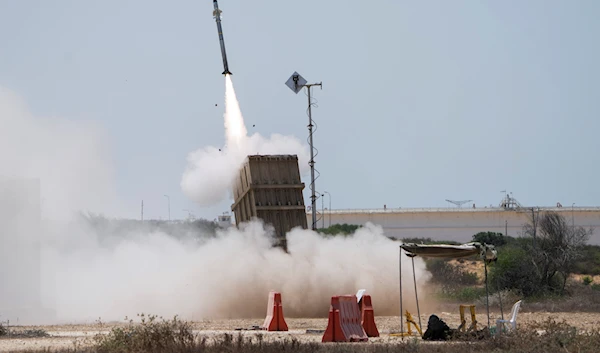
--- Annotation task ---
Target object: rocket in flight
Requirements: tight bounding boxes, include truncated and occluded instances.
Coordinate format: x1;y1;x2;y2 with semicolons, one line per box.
213;0;232;75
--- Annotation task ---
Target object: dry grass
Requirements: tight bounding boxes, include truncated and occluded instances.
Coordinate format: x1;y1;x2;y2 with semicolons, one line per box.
522;283;600;313
0;323;49;339
3;315;600;353
5;260;600;353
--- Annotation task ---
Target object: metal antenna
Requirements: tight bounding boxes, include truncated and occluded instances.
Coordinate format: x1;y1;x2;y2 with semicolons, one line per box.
445;199;473;208
286;72;322;231
499;191;522;209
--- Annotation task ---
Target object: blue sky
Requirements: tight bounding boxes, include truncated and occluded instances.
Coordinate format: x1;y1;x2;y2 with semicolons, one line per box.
1;0;599;221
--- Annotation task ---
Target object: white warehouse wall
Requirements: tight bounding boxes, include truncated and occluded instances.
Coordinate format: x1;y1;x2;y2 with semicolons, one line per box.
308;207;600;245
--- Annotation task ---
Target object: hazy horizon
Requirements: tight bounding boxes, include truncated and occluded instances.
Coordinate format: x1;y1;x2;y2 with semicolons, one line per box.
1;0;598;221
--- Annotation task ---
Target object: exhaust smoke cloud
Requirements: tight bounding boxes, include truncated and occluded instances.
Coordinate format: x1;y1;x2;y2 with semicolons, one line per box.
0;79;433;325
47;220;431;322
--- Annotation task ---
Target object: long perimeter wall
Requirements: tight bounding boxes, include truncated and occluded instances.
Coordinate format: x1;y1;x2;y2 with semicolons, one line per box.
307;207;600;245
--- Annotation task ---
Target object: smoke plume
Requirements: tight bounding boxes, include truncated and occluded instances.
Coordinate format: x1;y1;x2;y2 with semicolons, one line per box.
181;75;310;207
0;82;433;325
0;86;118;220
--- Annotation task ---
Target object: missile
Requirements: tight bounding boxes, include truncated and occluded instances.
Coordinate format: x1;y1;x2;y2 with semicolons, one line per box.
213;0;232;75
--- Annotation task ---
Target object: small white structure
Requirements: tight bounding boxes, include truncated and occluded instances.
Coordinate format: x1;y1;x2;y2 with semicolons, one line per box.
217;212;233;229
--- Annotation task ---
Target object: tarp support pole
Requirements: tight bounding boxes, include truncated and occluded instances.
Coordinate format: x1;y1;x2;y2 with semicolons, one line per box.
484;260;490;329
411;255;422;332
498;275;504;321
399;246;404;336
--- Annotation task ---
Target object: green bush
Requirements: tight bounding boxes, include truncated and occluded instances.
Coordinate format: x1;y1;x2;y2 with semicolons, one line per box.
572;245;600;276
317;223;361;236
583;276;593;286
441;286;487;302
488;211;592;297
426;258;479;287
0;324;48;338
472;232;515;248
402;237;460;245
489;246;541;297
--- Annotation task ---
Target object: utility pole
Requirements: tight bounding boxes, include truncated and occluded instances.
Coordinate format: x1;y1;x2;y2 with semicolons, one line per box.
324;191;331;227
531;207;538;249
141;200;144;222
285;72;322;231
321;194;325;229
306;82;322;231
572;203;575;227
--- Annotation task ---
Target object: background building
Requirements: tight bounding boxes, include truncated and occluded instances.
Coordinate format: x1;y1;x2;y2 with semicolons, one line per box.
309;206;600;245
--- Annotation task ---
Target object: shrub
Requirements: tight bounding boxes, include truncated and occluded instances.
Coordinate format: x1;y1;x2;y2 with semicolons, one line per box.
523;282;600;312
472;232;514;248
426;258;479;287
317;224;361;236
476;289;521;310
583;276;593;286
10;319;600;353
522;211;591;292
95;314;195;353
442;286;487;302
7;318;600;353
489;211;593;297
489;246;541;297
573;245;600;276
0;323;48;338
402;237;460;245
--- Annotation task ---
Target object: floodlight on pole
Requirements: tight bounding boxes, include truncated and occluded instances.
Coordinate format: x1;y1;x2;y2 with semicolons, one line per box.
285;71;322;231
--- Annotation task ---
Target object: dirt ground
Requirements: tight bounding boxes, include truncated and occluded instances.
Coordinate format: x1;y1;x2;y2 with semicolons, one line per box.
2;311;600;352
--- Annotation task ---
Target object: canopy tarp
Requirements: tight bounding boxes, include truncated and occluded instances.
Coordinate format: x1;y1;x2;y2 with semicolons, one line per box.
400;242;498;262
397;241;499;335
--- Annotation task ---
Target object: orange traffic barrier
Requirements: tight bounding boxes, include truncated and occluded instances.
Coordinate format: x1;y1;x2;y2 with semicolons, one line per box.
322;295;368;342
262;291;288;331
358;294;379;337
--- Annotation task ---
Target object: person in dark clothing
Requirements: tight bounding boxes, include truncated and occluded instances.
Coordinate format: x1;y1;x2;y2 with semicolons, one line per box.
422;314;453;341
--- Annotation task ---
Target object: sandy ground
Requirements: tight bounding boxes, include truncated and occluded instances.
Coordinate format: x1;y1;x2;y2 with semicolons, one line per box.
2;311;600;352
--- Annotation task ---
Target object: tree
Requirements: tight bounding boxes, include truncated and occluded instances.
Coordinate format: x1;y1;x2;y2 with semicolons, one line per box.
523;211;591;293
491;211;592;296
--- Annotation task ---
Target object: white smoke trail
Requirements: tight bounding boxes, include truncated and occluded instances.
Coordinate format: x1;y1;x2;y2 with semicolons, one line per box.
181;75;310;207
223;75;247;149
